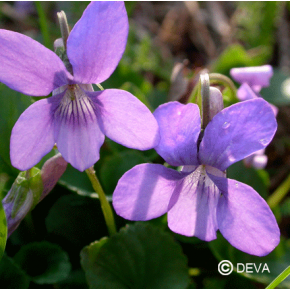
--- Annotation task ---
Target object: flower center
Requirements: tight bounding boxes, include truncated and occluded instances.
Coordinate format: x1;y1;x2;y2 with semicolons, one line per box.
54;85;96;126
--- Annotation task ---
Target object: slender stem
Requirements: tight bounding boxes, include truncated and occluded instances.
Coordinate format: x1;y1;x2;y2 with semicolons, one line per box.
35;2;51;49
267;173;290;209
57;11;70;50
96;83;105;91
266;266;290;289
85;167;117;236
209;73;238;101
200;73;210;129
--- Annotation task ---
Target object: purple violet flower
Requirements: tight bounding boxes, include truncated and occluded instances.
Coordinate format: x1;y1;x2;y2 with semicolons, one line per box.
230;65;273;93
113;98;280;256
230;65;277;169
0;1;159;172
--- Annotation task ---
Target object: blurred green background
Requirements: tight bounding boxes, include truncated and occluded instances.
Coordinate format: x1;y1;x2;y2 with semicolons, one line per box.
1;1;290;288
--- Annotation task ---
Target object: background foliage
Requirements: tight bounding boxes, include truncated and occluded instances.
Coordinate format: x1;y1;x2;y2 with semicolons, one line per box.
1;1;290;288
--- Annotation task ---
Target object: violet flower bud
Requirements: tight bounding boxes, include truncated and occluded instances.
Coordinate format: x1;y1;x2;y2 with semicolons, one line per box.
2;154;67;237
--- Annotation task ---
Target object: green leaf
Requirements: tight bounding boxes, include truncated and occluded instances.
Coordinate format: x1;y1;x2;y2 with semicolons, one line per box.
0;254;30;288
210;44;270;76
81;223;190;288
13;241;71;284
261;69;290;106
45;194;108;246
209;233;290;287
266;265;290;289
55;269;89;289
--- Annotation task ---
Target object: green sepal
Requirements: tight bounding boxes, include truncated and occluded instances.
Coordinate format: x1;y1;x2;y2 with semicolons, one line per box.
9;168;43;218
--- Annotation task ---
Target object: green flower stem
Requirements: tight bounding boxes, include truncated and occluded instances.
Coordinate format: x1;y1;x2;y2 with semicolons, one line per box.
208;73;238;102
267;173;290;209
35;2;51;49
85;167;117;236
266;266;290;289
96;83;105;91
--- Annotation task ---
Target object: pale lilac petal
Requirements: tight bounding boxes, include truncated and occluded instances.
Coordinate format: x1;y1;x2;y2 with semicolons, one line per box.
167;166;220;241
40;153;68;200
89;89;160;150
0;29;71;96
54;87;105;172
210;175;280;256
230;65;273;91
199;99;277;171
237;83;259;101
67;2;128;84
153;102;201;166
10;95;63;171
209;87;224;122
113;163;186;220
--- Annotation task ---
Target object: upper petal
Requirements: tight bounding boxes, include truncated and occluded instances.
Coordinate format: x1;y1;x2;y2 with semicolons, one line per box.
113;163;186;221
88;89;160;150
54;87;105;171
199;99;277;171
10;95;62;171
210;175;280;256
0;29;71;96
67;1;128;84
230;65;273;92
153;102;201;166
167;166;220;241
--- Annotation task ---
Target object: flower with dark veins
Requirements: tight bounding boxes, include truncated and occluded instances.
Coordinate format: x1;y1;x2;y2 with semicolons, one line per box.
0;1;159;171
113;98;280;256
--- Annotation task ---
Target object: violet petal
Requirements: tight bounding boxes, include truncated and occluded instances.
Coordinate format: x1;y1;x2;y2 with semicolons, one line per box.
40;153;68;200
230;65;273;90
89;89;160;150
113;163;186;221
0;29;71;96
167;166;220;241
153;102;201;166
199;99;277;171
54;87;105;172
210;174;280;256
237;83;259;101
10;94;63;171
67;1;128;84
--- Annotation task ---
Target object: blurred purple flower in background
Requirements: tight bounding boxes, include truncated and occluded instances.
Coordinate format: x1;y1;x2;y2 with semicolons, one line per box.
230;65;277;169
3;154;67;237
113;99;280;256
0;1;159;172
